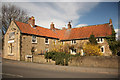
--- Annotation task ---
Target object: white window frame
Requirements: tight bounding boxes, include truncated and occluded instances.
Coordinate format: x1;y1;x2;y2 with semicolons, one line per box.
62;41;64;45
45;48;49;52
71;40;76;44
101;46;105;53
8;43;14;55
54;40;56;44
32;35;37;43
97;38;104;43
45;38;49;44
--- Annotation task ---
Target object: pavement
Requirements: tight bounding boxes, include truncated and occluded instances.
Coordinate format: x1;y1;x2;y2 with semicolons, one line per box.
1;58;119;78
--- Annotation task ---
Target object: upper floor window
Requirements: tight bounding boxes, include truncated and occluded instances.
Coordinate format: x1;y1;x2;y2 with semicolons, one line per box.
71;40;76;44
97;38;104;43
54;40;56;44
45;38;49;44
32;35;37;43
9;32;15;40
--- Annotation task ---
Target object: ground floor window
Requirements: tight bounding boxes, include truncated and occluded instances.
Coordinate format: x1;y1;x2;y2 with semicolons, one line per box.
70;48;76;55
9;43;13;54
101;46;105;53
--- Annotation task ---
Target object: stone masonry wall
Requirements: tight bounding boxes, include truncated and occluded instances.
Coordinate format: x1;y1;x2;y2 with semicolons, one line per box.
21;34;58;61
3;21;21;61
69;56;118;68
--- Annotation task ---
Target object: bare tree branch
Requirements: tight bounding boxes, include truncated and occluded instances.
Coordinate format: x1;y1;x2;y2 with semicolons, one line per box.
0;4;29;35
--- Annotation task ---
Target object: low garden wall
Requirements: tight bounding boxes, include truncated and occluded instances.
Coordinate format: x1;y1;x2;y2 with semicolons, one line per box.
33;55;55;64
69;56;119;68
33;55;119;68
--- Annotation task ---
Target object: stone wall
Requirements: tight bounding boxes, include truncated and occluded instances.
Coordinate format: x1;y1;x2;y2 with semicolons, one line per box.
63;38;112;56
3;21;21;61
21;34;58;61
33;55;55;64
69;56;119;68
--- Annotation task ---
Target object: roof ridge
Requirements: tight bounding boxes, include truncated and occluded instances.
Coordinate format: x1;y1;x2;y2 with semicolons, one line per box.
74;23;109;29
15;20;52;31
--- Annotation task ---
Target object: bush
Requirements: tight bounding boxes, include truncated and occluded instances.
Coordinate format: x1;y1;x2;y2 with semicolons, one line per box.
83;43;103;56
45;52;70;66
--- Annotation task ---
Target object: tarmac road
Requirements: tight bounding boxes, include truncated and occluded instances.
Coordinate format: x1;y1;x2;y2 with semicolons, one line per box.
1;59;119;78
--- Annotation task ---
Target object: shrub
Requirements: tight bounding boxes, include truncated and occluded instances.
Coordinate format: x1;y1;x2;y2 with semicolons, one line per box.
89;34;97;45
83;43;103;56
45;52;70;66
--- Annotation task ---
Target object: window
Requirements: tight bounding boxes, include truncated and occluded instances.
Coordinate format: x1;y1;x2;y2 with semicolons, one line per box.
8;43;13;55
45;48;49;52
45;38;49;44
97;38;104;43
54;40;56;44
101;46;105;53
71;40;76;44
70;48;77;55
62;41;64;45
9;32;15;40
32;35;37;43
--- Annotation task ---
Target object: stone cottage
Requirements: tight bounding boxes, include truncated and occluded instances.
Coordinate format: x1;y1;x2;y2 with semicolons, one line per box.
3;16;113;61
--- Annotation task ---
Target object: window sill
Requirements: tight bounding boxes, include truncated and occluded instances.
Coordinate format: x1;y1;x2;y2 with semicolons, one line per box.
8;54;14;56
45;43;49;44
32;42;37;44
97;42;104;43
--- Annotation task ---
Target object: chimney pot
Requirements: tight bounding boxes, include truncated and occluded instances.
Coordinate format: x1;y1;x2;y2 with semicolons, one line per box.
68;22;72;29
109;18;112;25
50;22;55;30
28;16;35;27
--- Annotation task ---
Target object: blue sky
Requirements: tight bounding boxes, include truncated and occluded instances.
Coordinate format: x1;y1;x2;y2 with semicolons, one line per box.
1;1;119;39
76;2;118;29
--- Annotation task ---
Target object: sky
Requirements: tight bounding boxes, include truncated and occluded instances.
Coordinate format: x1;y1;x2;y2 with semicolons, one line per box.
1;0;120;39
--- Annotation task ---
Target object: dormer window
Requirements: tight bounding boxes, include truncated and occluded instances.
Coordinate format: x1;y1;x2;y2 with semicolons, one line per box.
71;40;76;44
32;35;37;43
45;38;49;44
97;38;104;43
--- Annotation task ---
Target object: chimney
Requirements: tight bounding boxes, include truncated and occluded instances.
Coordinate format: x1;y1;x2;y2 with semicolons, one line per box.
109;18;112;25
68;22;72;29
28;16;35;27
50;22;55;30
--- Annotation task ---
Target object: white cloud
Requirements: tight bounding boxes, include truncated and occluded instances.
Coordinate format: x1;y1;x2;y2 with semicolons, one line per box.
76;24;88;27
4;2;99;29
2;0;120;2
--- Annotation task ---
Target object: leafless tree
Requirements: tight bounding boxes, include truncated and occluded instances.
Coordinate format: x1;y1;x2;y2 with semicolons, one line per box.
0;4;29;35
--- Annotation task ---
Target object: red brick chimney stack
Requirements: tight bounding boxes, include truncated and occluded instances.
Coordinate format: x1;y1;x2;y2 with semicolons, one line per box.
109;18;112;25
68;22;72;29
50;22;55;30
28;16;35;27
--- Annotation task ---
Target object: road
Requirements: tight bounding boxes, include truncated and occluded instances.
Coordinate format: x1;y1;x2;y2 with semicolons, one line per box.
2;59;119;78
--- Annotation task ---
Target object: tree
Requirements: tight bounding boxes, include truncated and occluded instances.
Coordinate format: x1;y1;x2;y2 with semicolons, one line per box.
89;34;97;45
106;28;117;55
0;4;29;35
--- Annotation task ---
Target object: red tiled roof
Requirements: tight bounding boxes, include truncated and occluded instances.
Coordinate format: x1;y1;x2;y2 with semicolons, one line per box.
56;23;112;40
14;21;112;40
15;21;58;38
